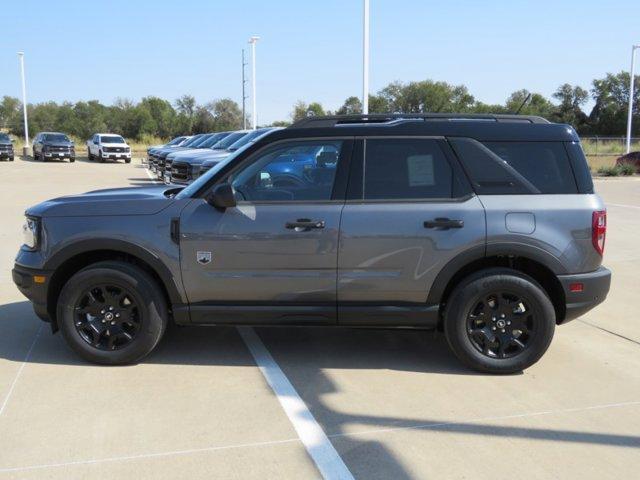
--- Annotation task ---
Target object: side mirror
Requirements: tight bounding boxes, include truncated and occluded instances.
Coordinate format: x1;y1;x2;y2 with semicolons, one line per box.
205;183;237;209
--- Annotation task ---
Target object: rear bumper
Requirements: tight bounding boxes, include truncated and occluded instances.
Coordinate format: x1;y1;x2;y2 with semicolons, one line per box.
558;266;611;323
12;263;53;323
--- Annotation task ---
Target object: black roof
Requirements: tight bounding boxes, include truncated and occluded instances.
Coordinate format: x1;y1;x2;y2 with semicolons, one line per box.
274;114;578;142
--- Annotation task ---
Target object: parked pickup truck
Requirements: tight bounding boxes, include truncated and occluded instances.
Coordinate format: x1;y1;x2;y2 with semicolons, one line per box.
0;133;15;161
33;132;75;162
87;134;132;163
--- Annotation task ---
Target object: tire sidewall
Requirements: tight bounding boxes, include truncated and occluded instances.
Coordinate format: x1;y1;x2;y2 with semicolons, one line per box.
444;270;556;374
57;263;167;365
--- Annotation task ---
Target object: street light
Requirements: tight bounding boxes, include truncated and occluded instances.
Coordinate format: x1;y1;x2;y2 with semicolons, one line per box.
248;35;260;130
626;44;640;154
17;52;29;158
362;0;370;115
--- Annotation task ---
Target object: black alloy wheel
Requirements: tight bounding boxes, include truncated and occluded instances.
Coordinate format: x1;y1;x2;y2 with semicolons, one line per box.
73;284;141;351
466;291;534;359
444;268;555;374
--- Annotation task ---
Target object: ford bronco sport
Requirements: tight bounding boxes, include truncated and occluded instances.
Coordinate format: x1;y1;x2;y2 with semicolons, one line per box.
12;114;611;373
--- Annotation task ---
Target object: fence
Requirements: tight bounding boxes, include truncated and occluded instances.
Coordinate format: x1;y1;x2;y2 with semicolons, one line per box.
581;137;640;156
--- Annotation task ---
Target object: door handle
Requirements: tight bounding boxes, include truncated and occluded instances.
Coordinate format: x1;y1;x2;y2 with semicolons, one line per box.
285;218;326;230
424;218;464;229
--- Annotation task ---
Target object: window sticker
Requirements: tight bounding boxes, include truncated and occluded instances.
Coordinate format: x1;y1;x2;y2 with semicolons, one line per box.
407;154;435;186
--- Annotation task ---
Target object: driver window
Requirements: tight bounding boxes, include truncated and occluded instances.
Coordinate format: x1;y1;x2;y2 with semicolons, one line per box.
229;140;342;202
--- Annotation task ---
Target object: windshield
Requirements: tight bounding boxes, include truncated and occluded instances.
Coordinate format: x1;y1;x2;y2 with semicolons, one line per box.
100;135;125;144
211;131;247;149
0;133;10;142
44;133;70;142
168;136;185;146
197;132;228;148
175;142;254;199
181;135;203;147
228;128;273;152
190;134;215;148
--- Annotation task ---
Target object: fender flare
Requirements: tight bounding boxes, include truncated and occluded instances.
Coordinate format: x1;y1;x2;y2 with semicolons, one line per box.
426;242;566;305
44;238;184;305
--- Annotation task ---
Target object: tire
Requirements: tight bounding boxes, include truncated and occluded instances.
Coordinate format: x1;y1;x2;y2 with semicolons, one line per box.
57;261;168;365
87;149;93;161
443;268;555;374
125;158;131;164
70;158;75;163
98;150;105;163
10;156;14;161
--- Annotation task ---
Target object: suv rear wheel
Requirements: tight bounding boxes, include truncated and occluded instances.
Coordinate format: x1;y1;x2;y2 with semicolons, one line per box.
57;261;168;365
444;268;555;374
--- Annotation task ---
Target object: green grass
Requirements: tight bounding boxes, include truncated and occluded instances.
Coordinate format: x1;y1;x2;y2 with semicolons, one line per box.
581;138;640;156
596;164;637;176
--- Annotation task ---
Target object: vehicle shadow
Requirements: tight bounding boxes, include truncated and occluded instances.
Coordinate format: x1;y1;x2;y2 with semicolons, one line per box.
19;157;72;163
1;300;638;477
75;156;127;164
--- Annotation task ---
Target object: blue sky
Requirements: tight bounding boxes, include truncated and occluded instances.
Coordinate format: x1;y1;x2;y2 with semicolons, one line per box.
1;0;638;124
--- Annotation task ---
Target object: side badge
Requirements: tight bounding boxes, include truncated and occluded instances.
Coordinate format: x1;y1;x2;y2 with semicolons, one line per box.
196;251;212;265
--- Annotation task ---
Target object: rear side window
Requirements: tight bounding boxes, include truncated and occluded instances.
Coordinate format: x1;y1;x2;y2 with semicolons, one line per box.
483;142;578;194
363;139;460;200
449;138;578;194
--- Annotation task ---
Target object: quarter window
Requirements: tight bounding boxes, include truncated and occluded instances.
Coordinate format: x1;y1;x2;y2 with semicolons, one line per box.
230;140;343;202
363;139;455;200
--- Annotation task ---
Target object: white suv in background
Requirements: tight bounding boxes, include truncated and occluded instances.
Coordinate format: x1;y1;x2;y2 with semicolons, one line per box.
87;134;132;163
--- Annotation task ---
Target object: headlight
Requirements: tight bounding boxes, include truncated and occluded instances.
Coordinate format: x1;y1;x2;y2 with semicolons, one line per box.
22;216;40;250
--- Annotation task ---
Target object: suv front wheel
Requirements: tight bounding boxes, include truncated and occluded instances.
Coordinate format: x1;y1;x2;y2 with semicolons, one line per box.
57;261;168;365
444;268;555;374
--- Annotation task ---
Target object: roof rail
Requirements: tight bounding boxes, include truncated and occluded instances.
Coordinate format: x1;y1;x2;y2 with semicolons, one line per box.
289;113;550;128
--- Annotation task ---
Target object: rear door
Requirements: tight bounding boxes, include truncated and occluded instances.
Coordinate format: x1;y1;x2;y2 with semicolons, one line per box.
179;138;353;325
337;136;486;325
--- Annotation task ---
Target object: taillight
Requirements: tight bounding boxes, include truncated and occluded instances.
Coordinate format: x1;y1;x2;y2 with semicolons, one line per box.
592;210;607;256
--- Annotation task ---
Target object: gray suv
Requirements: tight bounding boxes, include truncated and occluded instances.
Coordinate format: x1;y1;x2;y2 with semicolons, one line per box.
12;114;611;373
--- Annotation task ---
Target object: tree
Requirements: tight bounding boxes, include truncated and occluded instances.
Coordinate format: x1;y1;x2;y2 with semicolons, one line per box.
291;101;325;121
552;84;588;131
336;96;362;115
505;89;556;118
175;95;196;118
589;72;640;135
208;98;243;131
378;80;475;113
0;96;20;129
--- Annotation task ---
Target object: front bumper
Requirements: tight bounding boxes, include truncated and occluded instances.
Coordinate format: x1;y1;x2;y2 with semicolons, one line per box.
558;266;611;323
102;151;131;160
12;263;53;324
44;151;75;159
0;151;14;159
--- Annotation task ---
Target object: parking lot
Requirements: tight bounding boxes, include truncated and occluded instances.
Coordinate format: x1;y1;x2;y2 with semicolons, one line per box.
0;157;639;479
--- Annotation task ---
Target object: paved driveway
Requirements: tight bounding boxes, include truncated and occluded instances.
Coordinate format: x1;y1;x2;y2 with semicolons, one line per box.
0;159;638;479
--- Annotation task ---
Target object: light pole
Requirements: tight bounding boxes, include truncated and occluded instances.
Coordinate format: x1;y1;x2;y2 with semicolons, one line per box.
17;52;29;158
362;0;370;115
249;36;260;130
242;49;248;129
626;44;640;154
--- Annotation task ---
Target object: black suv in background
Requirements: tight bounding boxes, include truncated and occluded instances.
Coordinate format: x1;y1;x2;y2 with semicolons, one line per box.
33;132;75;162
0;133;15;161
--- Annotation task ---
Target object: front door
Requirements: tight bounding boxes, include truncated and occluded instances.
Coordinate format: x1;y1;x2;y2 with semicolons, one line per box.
180;138;352;325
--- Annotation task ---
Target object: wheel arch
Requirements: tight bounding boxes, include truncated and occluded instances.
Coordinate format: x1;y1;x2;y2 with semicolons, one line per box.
44;239;185;330
428;243;567;324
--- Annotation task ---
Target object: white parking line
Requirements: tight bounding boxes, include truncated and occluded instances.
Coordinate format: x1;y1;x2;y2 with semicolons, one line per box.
237;326;355;480
608;203;640;210
144;165;160;183
0;324;42;418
